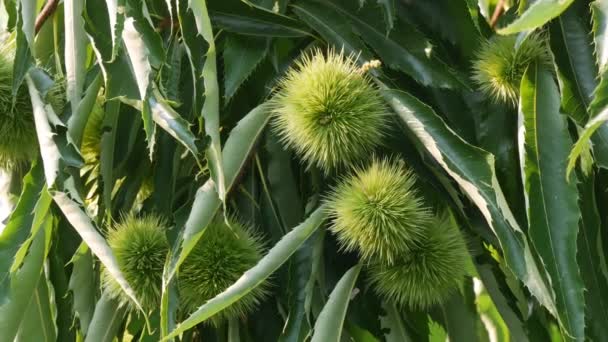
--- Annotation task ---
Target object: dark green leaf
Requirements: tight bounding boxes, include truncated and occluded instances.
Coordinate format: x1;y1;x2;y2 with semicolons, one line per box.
84;292;128;342
16;274;57;342
320;0;468;89
68;243;97;335
519;62;585;340
208;0;310;37
576;171;608;341
223;34;268;102
311;264;362;342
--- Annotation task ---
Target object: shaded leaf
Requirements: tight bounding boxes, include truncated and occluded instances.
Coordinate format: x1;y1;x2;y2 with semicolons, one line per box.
208;0;310;37
188;0;226;204
311;264;362;342
576;171;608;341
68;243;97;335
84;291;128;342
377;0;395;33
0;162;45;302
292;0;373;63
16;274;56;342
320;0;467;89
0;211;52;341
380;302;411;342
223;34;268;102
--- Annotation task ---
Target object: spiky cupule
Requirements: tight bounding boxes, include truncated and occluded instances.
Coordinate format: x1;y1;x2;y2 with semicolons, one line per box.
0;50;66;170
326;158;432;265
0;53;38;169
102;214;169;311
367;212;469;309
178;217;268;325
472;34;551;105
271;49;389;173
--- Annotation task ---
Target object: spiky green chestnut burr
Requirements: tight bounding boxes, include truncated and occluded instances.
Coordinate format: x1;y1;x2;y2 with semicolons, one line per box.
102;214;169;311
326;158;432;265
271;49;389;173
179;217;268;324
367;212;469;309
472;34;550;105
0;54;38;169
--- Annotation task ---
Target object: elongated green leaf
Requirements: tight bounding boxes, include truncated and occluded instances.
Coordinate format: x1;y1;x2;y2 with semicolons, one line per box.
441;286;487;342
208;0;310;37
476;260;528;341
16;274;56;342
68;243;96;335
68;72;103;148
383;89;557;317
13;1;33;95
189;0;226;204
568;107;608;175
519;62;584;340
166;103;271;280
550;2;597;124
292;0;373;63
164;206;328;339
0;212;52;341
100;99;120;214
381;303;411;342
85;292;128;342
0;162;45;302
17;0;33;47
49;239;76;342
498;0;575;35
377;0;395;33
568;1;608;171
64;0;88;114
223;33;268;102
104;0;124;59
122;16;155;155
577;171;608;341
278;236;314;342
317;0;466;89
149;89;199;158
311;264;362;342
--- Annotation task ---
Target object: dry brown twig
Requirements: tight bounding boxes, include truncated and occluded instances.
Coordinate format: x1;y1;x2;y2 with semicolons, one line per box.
35;0;59;34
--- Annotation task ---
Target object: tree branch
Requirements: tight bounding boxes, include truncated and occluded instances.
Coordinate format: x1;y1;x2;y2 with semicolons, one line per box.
490;0;506;29
35;0;59;34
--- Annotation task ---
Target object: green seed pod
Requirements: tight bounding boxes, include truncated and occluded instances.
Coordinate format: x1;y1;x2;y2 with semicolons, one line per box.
367;212;469;309
102;214;169;311
472;34;550;105
271;49;389;173
0;47;66;170
179;217;268;325
0;54;38;169
326;158;432;265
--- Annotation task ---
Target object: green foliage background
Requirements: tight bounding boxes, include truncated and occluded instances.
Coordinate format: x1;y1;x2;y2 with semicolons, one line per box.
0;0;607;341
